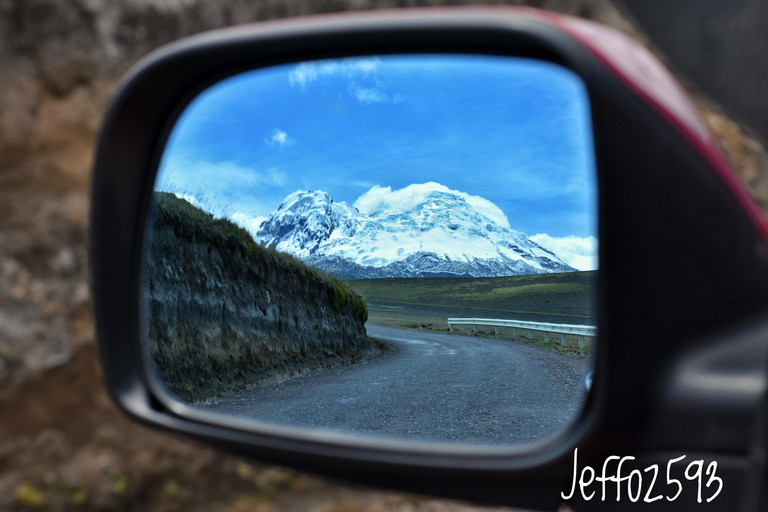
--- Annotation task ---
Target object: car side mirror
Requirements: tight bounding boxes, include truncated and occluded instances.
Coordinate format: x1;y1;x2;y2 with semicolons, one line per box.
91;7;768;511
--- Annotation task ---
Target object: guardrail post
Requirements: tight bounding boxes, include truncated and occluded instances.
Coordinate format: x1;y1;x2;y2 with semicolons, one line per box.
473;324;477;333
561;334;567;346
579;336;585;349
545;332;550;342
494;326;499;335
528;329;533;340
512;327;517;337
449;324;453;333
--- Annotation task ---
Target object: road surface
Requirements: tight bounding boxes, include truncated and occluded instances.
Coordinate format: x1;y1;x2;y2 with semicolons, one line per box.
194;324;591;446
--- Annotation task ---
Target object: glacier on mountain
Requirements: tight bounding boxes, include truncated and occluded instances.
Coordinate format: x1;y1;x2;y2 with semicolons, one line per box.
252;184;576;279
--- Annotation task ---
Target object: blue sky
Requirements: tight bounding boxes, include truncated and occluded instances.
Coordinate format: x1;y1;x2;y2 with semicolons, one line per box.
156;54;598;268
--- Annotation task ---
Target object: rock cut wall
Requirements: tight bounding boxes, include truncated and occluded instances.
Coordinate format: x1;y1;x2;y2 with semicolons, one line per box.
144;193;370;401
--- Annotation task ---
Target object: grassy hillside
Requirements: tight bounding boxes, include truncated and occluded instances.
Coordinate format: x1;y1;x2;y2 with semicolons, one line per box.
349;271;596;331
145;192;370;401
151;192;368;322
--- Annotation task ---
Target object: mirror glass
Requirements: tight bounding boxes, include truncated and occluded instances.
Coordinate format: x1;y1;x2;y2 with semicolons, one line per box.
143;54;597;446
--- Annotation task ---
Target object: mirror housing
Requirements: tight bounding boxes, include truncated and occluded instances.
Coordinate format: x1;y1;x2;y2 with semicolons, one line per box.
91;7;768;510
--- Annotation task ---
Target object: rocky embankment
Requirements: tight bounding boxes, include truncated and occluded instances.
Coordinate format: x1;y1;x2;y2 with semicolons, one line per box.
145;193;370;401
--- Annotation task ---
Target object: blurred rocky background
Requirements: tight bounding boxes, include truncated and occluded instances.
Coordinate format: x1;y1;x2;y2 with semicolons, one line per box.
1;0;766;510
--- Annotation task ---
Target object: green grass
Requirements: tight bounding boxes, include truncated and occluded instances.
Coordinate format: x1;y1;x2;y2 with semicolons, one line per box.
445;281;585;300
150;192;368;324
331;279;348;310
350;273;596;355
360;297;587;319
349;271;596;323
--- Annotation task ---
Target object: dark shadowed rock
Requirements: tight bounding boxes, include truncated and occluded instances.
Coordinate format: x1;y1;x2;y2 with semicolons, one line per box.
145;193;370;401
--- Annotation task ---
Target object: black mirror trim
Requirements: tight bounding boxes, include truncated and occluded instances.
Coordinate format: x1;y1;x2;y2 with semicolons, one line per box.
91;7;768;510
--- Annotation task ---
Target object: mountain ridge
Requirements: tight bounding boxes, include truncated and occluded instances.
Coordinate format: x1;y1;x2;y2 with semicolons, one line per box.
253;186;576;279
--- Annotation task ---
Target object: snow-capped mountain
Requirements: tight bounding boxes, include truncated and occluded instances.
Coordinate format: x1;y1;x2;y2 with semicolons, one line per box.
253;186;575;279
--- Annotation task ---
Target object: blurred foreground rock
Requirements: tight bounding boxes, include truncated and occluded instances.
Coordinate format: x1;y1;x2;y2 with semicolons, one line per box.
0;344;520;511
1;0;767;510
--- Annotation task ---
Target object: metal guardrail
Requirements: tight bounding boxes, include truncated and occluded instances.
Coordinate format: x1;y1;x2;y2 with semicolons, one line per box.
447;317;596;349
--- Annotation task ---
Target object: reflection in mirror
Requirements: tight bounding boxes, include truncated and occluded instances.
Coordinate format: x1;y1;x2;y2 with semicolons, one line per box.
143;54;597;446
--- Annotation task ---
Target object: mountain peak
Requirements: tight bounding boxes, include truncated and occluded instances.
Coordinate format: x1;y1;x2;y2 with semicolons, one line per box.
255;185;575;278
277;189;332;210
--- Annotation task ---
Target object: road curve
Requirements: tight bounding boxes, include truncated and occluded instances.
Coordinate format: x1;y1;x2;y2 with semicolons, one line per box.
194;324;591;446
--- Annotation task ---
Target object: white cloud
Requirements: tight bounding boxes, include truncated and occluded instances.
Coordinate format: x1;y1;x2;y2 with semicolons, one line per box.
160;160;279;190
348;83;402;104
264;129;295;148
230;212;268;237
353;182;510;228
289;57;380;89
350;85;388;104
156;159;288;220
530;233;598;271
174;193;203;208
288;63;318;88
347;59;379;74
288;57;402;105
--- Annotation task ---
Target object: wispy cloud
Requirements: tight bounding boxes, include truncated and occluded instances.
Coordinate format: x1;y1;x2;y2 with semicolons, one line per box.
351;180;377;189
230;212;269;237
289;58;380;89
174;193;203;209
349;83;402;104
156;159;287;220
264;129;295;148
289;57;402;105
530;233;598;271
288;63;318;89
266;167;287;187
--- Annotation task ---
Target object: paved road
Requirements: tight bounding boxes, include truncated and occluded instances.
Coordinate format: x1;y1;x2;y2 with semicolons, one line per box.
195;324;590;446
